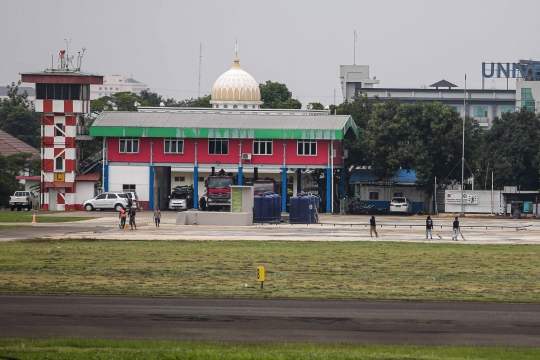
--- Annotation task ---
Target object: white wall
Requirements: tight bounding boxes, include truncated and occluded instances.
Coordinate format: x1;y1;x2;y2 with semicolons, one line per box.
108;165;150;201
355;185;425;202
75;182;96;205
444;190;502;214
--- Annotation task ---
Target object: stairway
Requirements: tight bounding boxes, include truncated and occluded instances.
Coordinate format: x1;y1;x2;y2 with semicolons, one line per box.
79;150;102;175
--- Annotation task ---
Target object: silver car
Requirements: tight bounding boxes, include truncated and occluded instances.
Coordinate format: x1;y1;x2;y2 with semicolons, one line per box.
389;197;412;215
83;192;130;212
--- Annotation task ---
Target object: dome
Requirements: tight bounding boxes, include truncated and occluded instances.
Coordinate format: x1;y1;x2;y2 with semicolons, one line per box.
210;55;263;109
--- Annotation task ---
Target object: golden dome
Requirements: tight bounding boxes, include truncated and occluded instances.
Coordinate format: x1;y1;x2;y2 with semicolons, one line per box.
211;55;261;102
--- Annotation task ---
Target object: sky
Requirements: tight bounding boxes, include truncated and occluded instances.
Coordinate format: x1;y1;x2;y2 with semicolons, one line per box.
2;0;540;107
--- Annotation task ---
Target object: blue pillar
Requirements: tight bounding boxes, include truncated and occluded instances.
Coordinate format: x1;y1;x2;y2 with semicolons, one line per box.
296;169;302;194
104;164;109;192
193;166;199;210
340;167;345;200
326;167;331;213
238;167;243;185
149;165;154;211
281;167;287;213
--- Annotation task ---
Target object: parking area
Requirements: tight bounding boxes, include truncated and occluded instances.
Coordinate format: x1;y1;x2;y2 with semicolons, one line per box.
1;211;539;244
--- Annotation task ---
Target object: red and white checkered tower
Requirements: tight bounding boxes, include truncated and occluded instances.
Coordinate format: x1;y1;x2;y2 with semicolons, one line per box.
21;48;103;210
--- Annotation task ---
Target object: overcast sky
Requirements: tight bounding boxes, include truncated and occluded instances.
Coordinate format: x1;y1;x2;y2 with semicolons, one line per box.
2;0;540;106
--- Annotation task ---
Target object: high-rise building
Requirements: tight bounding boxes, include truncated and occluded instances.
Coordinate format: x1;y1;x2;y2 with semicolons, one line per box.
90;75;149;100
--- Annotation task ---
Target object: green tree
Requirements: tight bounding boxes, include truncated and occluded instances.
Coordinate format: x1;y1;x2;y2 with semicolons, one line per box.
0;153;38;207
139;90;164;107
483;109;540;190
366;101;484;211
308;102;325;110
259;81;302;109
0;81;39;148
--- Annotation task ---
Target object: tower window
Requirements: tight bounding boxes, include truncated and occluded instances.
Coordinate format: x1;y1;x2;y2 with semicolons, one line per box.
55;157;63;171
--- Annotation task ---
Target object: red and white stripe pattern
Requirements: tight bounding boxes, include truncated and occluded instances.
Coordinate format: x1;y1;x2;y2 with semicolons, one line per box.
39;100;88;211
35;100;90;114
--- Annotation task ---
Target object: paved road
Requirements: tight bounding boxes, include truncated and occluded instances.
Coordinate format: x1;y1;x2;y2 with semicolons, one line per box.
1;211;539;244
1;295;539;346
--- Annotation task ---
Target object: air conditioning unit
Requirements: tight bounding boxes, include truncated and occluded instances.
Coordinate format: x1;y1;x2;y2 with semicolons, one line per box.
242;153;252;160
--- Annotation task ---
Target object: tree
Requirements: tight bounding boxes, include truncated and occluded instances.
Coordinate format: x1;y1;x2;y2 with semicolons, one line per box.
139;90;164;107
0;153;38;207
0;81;39;148
259;81;302;109
483;109;540;190
365;101;484;211
308;102;325;110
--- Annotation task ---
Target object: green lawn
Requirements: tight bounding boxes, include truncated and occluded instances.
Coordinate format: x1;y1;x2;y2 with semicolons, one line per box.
0;210;94;223
0;339;538;360
0;240;539;302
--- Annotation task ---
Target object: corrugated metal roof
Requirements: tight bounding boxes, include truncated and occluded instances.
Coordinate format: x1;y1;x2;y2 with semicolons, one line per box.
350;169;418;184
75;173;101;182
0;130;40;158
93;112;352;131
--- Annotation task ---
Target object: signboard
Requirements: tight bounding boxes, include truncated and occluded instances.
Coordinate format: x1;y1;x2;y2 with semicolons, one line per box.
231;187;242;213
54;172;65;182
445;192;478;204
482;62;540;79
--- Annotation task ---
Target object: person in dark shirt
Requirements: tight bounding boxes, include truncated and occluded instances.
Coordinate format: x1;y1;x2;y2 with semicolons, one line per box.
370;215;379;238
452;217;460;241
128;207;137;230
426;215;433;239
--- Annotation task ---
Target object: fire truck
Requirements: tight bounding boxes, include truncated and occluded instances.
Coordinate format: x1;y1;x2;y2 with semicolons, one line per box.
204;174;235;211
253;178;278;195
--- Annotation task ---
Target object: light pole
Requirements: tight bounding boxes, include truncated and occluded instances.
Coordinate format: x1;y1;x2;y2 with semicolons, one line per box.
461;74;466;217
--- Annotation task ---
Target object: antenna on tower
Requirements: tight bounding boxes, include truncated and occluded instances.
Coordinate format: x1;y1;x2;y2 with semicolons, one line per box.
235;37;238;57
198;41;202;98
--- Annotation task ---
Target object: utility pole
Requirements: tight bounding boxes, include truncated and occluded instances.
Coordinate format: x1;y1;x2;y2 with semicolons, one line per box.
353;30;357;65
198;41;202;98
461;74;466;217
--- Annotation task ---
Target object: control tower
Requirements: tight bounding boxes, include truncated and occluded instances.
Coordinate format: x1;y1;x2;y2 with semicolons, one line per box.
21;48;103;210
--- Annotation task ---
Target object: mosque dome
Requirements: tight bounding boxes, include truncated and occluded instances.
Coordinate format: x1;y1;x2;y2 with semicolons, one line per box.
210;54;263;109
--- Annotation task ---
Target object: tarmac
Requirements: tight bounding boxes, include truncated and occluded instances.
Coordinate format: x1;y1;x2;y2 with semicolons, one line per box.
1;210;539;244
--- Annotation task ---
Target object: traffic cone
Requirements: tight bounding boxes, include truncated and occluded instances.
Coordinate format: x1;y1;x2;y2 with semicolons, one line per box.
31;214;36;224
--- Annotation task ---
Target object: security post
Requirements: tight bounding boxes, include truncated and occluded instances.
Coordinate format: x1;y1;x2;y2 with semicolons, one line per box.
257;266;265;289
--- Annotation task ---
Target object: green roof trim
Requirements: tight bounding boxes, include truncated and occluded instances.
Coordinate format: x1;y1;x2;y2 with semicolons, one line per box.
89;112;359;140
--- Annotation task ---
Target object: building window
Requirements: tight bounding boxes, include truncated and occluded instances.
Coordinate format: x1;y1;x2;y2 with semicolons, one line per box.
198;177;204;182
243;105;248;109
521;88;535;111
209;138;228;154
174;176;185;182
119;138;139;153
253;139;273;155
122;184;136;192
233;105;238;108
450;106;461;113
500;106;515;114
473;106;488;118
55;157;63;171
297;140;317;156
115;87;119;90
393;192;403;197
99;87;102;90
164;138;184;154
369;191;379;200
99;93;102;97
55;123;63;136
224;105;228;109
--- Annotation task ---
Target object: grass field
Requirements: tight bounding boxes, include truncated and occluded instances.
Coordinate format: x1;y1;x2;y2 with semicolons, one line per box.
0;339;539;360
0;211;94;223
0;225;27;230
0;240;539;302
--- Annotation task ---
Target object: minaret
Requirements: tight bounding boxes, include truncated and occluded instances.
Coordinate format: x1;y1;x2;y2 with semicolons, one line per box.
21;49;103;211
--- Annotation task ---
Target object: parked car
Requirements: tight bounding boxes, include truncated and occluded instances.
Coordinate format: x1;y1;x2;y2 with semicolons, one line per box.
389;197;412;215
125;191;141;211
168;187;193;211
83;192;130;212
9;191;39;211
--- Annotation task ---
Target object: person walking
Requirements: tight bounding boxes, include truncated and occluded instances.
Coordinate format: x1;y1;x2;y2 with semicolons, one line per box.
370;215;379;238
153;207;161;228
119;207;127;229
452;216;460;241
128;207;137;230
426;215;433;239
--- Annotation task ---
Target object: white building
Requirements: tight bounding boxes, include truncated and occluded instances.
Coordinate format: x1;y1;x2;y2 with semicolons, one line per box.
90;75;149;100
340;60;540;130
